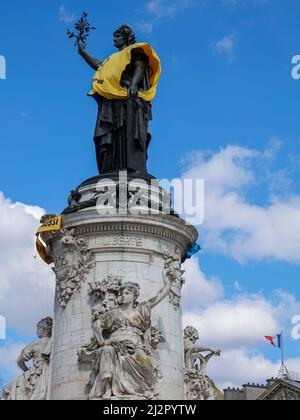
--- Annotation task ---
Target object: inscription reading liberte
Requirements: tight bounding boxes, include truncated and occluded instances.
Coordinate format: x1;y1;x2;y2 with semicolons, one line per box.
102;236;143;248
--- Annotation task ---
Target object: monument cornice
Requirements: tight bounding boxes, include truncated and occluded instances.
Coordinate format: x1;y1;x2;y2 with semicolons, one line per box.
62;210;198;254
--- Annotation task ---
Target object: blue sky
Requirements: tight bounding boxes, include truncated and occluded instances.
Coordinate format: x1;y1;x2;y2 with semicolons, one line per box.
1;0;300;389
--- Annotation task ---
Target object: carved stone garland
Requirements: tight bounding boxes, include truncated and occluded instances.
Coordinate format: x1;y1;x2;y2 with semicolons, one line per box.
163;252;185;309
48;228;94;307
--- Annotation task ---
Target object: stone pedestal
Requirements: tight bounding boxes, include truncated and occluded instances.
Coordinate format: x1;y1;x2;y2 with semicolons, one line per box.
43;178;198;400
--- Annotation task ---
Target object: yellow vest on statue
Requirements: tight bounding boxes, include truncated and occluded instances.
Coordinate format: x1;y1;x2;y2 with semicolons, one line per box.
89;43;161;102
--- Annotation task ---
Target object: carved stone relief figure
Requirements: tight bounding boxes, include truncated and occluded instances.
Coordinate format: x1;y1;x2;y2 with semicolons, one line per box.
3;318;53;401
184;326;222;400
163;251;185;308
79;271;172;400
46;228;94;307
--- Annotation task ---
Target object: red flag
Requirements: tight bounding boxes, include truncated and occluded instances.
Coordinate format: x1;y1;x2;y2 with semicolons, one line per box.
265;336;275;347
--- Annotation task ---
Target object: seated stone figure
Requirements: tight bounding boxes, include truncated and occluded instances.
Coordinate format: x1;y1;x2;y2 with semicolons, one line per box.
3;317;53;400
184;326;221;372
184;326;222;400
79;270;174;400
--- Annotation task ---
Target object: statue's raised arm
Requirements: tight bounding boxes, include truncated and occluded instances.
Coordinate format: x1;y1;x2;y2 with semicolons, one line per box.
78;43;102;71
67;12;100;70
147;268;175;309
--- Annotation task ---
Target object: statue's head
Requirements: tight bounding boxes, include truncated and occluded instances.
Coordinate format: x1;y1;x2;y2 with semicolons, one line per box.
113;24;136;50
184;326;199;344
36;317;53;339
119;282;140;305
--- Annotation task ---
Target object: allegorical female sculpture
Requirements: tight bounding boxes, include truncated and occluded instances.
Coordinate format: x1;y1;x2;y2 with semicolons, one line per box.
77;23;161;175
3;318;53;400
79;270;175;400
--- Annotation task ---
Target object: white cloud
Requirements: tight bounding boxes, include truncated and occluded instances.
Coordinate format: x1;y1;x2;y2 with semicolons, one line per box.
207;350;300;390
137;21;155;34
212;33;236;62
59;5;75;25
183;294;282;349
146;0;178;18
0;343;25;379
183;269;300;389
234;280;242;291
183;251;300;349
137;0;195;33
179;146;300;388
221;0;270;5
182;144;300;263
182;257;224;309
0;192;55;334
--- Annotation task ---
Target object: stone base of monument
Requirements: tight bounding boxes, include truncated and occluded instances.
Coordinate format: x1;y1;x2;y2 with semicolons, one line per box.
41;178;198;400
90;396;147;401
62;173;173;216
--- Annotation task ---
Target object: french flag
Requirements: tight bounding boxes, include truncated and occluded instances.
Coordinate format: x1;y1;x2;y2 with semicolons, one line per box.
265;334;282;349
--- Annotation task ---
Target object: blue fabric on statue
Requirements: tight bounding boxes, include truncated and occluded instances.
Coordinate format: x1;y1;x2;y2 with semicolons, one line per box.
182;243;201;263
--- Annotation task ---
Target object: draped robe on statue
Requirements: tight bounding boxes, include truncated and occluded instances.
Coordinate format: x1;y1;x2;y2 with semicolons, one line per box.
88;302;156;399
3;338;51;400
89;43;161;175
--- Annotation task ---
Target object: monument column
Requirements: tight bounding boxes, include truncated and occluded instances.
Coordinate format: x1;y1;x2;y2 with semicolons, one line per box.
43;179;198;400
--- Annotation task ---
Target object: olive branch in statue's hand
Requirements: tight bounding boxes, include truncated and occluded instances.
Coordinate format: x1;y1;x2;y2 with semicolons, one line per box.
67;11;96;50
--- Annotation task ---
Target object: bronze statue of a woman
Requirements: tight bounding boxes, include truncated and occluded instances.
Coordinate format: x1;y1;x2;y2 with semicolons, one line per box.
78;24;161;176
